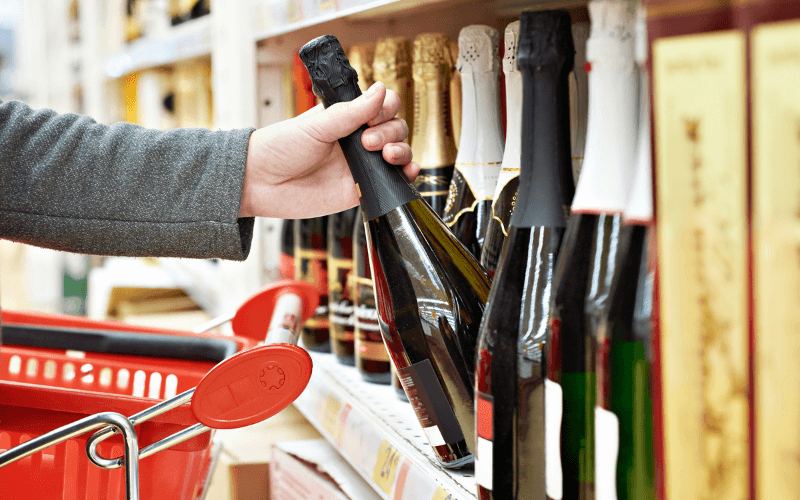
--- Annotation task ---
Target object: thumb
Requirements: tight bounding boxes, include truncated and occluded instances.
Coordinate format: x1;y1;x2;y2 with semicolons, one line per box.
301;82;385;143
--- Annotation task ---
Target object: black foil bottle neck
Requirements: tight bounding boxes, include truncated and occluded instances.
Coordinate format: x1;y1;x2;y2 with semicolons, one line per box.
511;9;575;230
300;35;420;220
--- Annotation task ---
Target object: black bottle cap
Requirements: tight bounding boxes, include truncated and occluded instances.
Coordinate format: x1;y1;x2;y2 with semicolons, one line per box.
299;35;362;106
517;10;575;71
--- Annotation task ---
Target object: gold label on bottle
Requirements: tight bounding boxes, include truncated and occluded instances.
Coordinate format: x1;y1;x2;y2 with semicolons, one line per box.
653;30;748;500
752;19;800;499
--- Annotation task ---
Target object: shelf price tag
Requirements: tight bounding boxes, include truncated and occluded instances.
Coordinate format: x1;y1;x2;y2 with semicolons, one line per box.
431;487;453;500
321;394;342;437
372;439;403;495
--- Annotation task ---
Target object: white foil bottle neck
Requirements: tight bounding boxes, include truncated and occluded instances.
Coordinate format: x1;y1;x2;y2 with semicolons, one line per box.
571;0;637;214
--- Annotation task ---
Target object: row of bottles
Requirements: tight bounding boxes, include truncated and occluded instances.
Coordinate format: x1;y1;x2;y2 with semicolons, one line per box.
292;0;663;497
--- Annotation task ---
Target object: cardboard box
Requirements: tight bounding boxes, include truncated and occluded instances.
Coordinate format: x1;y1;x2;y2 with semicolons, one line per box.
204;405;321;500
270;439;382;500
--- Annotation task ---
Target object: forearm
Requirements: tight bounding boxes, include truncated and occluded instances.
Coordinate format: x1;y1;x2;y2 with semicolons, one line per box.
0;100;255;260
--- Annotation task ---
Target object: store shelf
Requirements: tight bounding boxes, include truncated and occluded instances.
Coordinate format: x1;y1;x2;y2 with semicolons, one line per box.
104;16;213;78
294;351;477;500
253;0;587;43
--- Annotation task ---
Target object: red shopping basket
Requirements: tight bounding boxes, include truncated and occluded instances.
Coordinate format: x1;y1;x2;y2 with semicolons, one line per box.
0;310;258;500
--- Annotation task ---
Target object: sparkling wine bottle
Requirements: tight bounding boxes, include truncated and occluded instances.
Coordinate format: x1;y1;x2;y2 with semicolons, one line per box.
352;207;391;384
570;22;590;184
411;33;458;216
549;2;638;498
295;217;330;352
301;36;492;467
443;25;504;259
479;21;520;277
597;10;655;499
474;11;575;499
328;207;359;365
373;37;412;141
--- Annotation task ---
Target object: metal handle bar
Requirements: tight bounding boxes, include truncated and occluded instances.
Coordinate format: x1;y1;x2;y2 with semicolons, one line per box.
0;412;140;500
86;387;211;470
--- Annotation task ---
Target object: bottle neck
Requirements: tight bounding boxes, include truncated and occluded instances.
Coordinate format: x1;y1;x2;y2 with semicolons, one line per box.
571;11;637;214
456;71;504;165
411;75;457;168
510;62;574;229
500;70;522;172
624;69;653;225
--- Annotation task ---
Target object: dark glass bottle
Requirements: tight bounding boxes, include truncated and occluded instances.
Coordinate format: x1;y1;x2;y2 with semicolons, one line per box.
479;21;521;277
328;208;359;365
442;25;503;259
601;225;655;500
279;219;295;280
597;12;655;499
551;3;638;498
352;207;391;384
410;33;457;216
474;11;575;499
294;217;330;352
301;37;492;468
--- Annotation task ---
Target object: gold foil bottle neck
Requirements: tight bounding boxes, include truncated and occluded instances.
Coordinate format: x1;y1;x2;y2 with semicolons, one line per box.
413;33;454;81
504;21;521;74
457;25;501;74
373;37;411;81
348;44;375;92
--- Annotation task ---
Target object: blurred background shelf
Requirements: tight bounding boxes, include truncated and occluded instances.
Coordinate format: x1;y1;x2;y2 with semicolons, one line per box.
294;351;477;500
105;15;212;78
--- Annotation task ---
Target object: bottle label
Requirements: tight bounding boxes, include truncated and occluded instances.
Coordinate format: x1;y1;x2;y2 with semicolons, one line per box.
443;163;501;227
594;406;620;500
545;378;563;500
296;248;329;331
490;171;520;237
653;30;748;500
397;359;465;449
475;392;494;490
752;20;800;498
414;165;456;199
328;256;355;342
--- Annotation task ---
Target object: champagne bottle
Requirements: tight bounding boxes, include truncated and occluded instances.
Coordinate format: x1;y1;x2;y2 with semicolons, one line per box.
411;33;458;216
550;3;637;498
300;36;492;467
353;207;390;384
348;44;375;92
474;11;575;498
479;21;521;277
599;20;656;493
373;37;412;141
443;25;504;259
450;40;462;150
328;208;359;365
295;217;330;352
279;219;295;280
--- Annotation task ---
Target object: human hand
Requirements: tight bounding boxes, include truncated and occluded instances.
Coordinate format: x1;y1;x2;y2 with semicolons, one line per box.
239;82;418;219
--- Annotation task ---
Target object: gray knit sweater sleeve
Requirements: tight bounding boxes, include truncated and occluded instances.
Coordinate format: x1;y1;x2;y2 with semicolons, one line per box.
0;100;255;260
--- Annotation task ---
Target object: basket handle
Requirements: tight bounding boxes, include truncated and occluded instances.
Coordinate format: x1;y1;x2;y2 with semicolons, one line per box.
87;344;312;469
0;412;141;500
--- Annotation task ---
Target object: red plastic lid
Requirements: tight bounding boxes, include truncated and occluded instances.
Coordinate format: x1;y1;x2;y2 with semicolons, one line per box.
191;344;313;429
230;280;319;342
